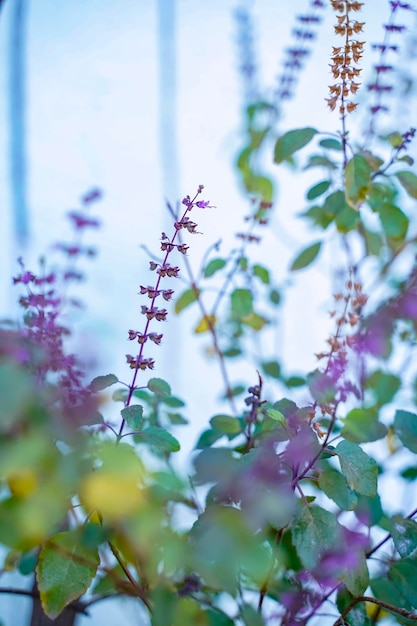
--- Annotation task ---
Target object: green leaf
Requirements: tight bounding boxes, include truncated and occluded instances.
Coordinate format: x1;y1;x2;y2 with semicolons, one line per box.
240;540;273;587
248;175;274;202
398;155;414;166
167;412;189;425
195;429;224;449
269;289;280;305
368;181;397;210
285;375;305;387
354;494;383;527
394;410;417;453
252;264;270;284
292;504;341;568
193;448;238;484
319;138;343;151
89;373;118;392
345;154;372;209
304;154;337;170
137;427;180;452
152;584;178;626
306;180;331;200
336;440;378;497
223;385;245;399
121;405;144;430
344;550;369;596
161;395;185;408
231;288;253;319
396;171;417;199
206;609;235;626
239;256;248;271
361;150;384;172
223;347;241;358
19;551;38;575
335;204;360;233
336;586;368;626
390;515;417;559
148;378;171;397
303;205;334;229
173;598;207;626
379;203;409;239
190;506;249;596
112;388;129;402
0;363;33;427
363;228;383;256
261;360;281;379
390;558;417;607
241;603;265;626
387;132;404;148
402;467;417;481
323;189;346;215
342;408;388;443
290;241;322;271
274;127;317;164
204;258;227;278
210;414;241;435
37;531;99;619
174;288;200;314
265;408;286;426
318;468;358;510
366;371;400;406
236;146;251;172
371;576;414;623
242;312;268;331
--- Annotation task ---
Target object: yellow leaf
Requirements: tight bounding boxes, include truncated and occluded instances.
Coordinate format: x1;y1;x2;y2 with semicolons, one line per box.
242;312;268;331
7;469;39;498
194;315;216;334
366;601;389;621
88;510;102;525
387;426;399;454
80;473;144;520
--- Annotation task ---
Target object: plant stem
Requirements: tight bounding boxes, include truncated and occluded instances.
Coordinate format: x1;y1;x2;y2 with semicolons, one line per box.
333;596;417;625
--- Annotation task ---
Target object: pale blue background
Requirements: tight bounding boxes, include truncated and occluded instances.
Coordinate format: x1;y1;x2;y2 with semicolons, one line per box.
1;1;417;624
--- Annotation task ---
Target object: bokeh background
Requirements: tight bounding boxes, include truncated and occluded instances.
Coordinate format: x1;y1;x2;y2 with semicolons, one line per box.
1;1;417;623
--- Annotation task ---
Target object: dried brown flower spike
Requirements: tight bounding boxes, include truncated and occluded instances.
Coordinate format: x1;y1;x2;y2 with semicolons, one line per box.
327;1;365;116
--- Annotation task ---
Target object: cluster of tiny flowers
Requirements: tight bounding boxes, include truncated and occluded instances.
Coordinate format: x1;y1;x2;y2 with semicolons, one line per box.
9;190;102;417
327;1;364;115
397;127;416;153
126;186;213;372
367;1;414;124
238;196;274;238
315;278;368;413
275;0;326;103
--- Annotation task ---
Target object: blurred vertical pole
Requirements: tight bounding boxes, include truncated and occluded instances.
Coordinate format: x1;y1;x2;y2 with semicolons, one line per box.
9;0;29;247
157;0;181;386
157;0;179;204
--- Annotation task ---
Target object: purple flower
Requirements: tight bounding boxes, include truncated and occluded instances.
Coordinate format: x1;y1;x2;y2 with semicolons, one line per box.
384;23;406;32
67;211;100;230
81;187;102;204
196;200;211;208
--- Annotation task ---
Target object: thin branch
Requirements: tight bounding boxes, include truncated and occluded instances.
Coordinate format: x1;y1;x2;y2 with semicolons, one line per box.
333;596;417;626
108;541;151;612
0;587;89;615
366;506;417;558
179;253;238;415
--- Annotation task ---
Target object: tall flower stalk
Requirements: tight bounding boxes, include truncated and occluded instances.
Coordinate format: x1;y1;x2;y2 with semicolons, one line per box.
366;0;414;138
327;0;364;165
118;186;212;438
